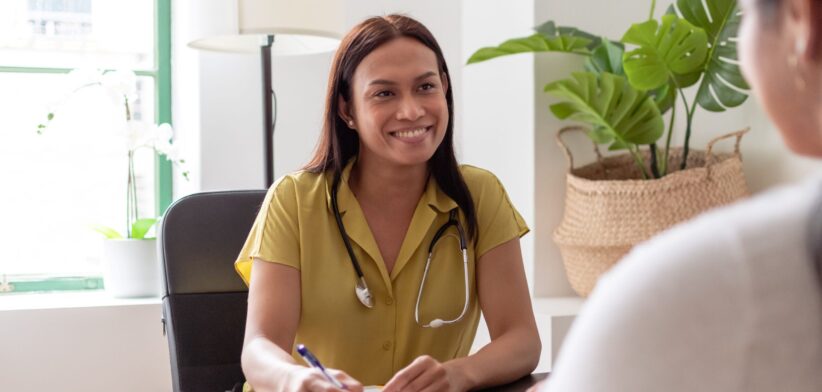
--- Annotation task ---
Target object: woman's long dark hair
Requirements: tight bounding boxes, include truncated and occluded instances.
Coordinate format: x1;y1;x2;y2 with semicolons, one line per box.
303;14;477;240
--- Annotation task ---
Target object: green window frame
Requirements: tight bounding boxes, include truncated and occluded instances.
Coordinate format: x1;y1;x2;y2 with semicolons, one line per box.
0;0;173;294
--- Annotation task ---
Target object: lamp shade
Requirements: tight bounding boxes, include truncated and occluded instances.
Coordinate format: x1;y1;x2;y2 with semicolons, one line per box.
188;0;345;55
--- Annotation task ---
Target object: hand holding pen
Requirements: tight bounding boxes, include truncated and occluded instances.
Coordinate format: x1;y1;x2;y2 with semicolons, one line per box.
297;344;363;391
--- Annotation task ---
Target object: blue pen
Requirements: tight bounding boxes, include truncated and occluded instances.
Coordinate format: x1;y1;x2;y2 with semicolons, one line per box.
297;344;346;389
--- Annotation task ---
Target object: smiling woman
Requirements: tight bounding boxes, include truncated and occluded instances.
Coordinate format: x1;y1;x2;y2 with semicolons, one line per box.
235;14;541;392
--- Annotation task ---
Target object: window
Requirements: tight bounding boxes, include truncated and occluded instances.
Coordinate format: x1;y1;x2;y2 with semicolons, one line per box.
0;0;171;292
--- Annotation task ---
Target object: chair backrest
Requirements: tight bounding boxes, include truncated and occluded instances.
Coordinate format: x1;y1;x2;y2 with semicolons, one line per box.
159;190;267;392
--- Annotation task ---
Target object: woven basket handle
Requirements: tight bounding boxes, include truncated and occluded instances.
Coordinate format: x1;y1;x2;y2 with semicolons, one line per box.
556;126;605;172
705;128;750;168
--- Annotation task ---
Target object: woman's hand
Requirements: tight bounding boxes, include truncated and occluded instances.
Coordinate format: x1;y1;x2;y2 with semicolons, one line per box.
382;355;467;392
280;365;364;392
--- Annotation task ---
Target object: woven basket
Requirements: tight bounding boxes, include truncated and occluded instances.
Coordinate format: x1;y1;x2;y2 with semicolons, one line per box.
553;126;750;297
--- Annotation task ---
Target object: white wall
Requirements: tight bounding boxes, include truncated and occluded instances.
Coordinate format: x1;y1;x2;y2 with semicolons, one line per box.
0;299;170;392
173;0;263;192
462;0;537;293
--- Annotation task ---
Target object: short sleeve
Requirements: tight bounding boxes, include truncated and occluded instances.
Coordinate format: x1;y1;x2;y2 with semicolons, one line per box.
234;175;301;285
466;167;530;258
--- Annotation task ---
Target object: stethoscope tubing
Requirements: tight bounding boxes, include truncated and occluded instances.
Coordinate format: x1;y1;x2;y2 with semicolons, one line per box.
331;171;470;327
415;246;470;328
331;174;366;279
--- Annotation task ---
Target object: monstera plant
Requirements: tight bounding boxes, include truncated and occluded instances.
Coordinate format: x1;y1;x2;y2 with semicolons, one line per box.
468;0;748;178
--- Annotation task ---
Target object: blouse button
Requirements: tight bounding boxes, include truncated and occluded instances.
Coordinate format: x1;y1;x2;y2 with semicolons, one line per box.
385;297;394;305
382;341;392;350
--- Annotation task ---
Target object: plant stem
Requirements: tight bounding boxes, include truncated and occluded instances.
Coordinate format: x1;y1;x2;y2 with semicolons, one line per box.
629;145;650;179
127;151;134;238
124;98;137;239
680;103;697;170
672;82;695;170
130;150;138;223
648;0;657;20
649;143;661;178
662;95;677;175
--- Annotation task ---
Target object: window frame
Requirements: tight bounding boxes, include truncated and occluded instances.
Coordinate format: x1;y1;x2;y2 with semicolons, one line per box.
0;0;173;294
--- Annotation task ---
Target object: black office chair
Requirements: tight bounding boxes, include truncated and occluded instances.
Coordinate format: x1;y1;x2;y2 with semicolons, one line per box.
159;190;267;392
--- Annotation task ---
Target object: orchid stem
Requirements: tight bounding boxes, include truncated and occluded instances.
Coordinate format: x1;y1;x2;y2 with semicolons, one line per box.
127;151;134;238
130;151;138;223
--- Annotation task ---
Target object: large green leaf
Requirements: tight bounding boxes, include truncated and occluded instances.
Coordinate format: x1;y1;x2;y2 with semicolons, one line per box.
535;21;612;50
622;14;708;91
676;0;749;111
545;72;664;150
584;39;625;76
131;218;158;240
467;33;591;64
651;82;676;114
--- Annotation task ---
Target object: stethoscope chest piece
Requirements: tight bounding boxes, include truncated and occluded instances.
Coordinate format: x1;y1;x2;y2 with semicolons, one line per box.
355;276;374;308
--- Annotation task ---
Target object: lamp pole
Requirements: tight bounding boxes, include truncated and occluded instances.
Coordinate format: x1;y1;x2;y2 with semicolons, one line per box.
261;34;275;188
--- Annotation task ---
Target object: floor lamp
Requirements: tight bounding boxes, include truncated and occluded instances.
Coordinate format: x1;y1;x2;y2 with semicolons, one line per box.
189;0;344;188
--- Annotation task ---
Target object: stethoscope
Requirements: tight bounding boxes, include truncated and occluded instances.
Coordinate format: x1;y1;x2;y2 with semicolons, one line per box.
331;174;470;328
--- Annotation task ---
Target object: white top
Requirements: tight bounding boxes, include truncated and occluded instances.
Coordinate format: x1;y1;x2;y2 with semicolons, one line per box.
545;179;822;392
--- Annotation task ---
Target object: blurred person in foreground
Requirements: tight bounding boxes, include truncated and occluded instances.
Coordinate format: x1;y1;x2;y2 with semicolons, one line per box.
537;0;822;391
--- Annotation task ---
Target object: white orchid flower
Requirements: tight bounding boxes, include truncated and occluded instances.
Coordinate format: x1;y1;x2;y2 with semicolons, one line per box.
161;143;183;162
155;123;174;145
124;120;156;152
152;123;183;162
38;67;189;239
101;69;138;107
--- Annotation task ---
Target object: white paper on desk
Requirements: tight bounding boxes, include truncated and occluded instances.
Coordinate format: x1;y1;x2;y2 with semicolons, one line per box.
363;387;382;392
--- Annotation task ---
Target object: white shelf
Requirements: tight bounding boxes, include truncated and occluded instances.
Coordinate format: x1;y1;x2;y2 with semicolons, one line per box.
532;296;585;317
531;296;585;371
0;291;161;312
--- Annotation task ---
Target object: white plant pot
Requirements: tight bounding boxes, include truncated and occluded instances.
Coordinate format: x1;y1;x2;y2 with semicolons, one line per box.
102;238;161;298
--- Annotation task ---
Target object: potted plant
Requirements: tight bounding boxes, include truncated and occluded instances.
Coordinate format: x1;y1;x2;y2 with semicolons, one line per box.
38;69;187;298
468;0;750;296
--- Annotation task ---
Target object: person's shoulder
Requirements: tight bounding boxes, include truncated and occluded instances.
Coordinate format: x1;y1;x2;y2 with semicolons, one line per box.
601;177;822;305
458;164;506;195
551;179;822;390
713;177;821;230
271;170;325;190
266;169;328;202
458;164;496;182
